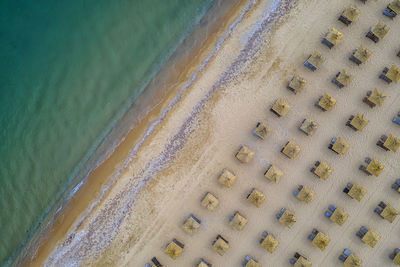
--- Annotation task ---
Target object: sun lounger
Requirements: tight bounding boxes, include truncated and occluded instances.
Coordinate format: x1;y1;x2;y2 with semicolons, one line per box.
271;98;291;117
276;208;297;228
315;93;336;111
229;211;248;231
392;179;400;193
311;161;333;180
260;231;279;253
350;45;371;65
329;137;350;155
332;70;354;88
356;226;380;248
377;134;400;152
299;118;318;136
164;239;184;260
236;145;255;163
363;88;386;108
145;257;162;267
379;65;400;84
394;116;400;126
243;255;261;267
294;185;314;204
389;248;400;265
281;141;300;159
264;164;283;183
339;5;360;25
290;253;311;267
287;74;306;94
383;0;400;18
197;258;212;267
304;51;325;71
343;182;367;202
247;188;265;207
374;201;399;223
359;157;384;177
325;205;348;226
201;192;219;211
252;122;272;140
322;28;344;48
339;249;362;266
366;21;389;43
218;168;237;188
182;214;201;235
212;235;229;256
346;113;368;131
309;229;330;251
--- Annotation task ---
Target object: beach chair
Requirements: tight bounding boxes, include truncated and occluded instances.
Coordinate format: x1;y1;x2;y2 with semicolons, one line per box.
281;141;300;159
218;168;237;188
377;134;400;152
311;161;333;180
252;122;272;140
363;88;386;108
374;201;399;223
229;211;248;231
346;113;368;131
392;179;400;193
339;249;362;266
212;235;229;256
294;185;314;204
197;258;212;267
299;118;318;136
287;74;306;94
164;239;184;260
182;214;201;236
343;182;367;202
394;112;400;126
201;192;219;211
332;70;354;88
271;98;291;117
260;231;279;253
359;157;384;177
325;205;348;226
349;45;371;65
366;21;389;43
264;164;283;183
243;255;261;267
383;0;400;18
247;188;266;207
276;208;297;228
379;65;400;84
322;28;344;48
356;226;380;248
329;137;350;155
308;229;330;251
315;93;336;111
339;5;360;25
145;257;162;267
390;248;400;265
304;51;325;71
289;252;311;267
236;145;255;163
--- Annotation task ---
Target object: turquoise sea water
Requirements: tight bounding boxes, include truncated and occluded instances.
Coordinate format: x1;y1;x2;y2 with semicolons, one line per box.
0;0;214;265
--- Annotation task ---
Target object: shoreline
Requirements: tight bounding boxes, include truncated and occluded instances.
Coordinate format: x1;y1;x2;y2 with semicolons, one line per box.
16;0;248;266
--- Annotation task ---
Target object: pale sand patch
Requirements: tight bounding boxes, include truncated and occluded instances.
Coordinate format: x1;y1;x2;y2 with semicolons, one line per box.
41;0;400;266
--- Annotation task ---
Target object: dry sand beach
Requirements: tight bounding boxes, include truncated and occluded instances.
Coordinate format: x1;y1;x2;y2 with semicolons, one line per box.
22;0;400;266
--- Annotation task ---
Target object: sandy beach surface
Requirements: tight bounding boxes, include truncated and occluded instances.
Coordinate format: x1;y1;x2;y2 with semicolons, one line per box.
24;0;400;266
